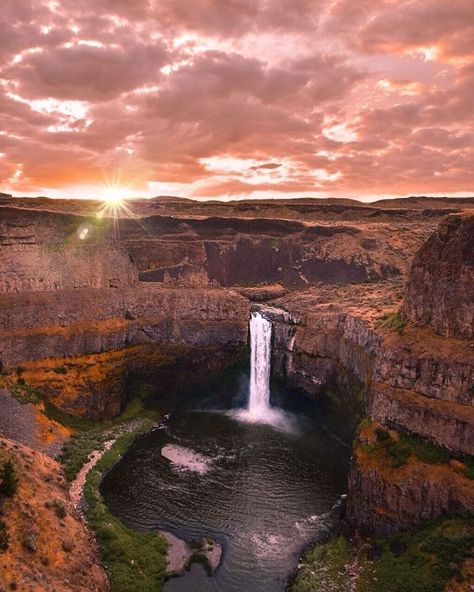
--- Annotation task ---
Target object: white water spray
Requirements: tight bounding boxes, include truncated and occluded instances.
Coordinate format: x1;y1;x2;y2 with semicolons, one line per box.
248;311;272;418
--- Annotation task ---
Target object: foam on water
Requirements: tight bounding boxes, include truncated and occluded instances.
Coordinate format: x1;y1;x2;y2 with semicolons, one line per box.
161;444;211;475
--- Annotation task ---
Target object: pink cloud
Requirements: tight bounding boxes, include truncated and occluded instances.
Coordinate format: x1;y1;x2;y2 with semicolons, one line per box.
0;0;472;198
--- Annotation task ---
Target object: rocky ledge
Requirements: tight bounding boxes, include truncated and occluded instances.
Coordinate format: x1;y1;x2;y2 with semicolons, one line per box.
264;214;473;534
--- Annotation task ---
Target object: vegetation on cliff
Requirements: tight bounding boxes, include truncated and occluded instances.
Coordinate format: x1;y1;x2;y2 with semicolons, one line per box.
290;516;474;592
0;460;18;497
83;421;168;592
290;536;352;592
375;310;407;334
361;422;474;480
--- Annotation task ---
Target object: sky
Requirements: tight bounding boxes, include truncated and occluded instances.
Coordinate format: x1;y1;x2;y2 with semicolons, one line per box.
0;0;473;201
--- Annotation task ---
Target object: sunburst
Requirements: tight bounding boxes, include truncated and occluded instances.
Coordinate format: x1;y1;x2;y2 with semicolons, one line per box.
95;169;138;238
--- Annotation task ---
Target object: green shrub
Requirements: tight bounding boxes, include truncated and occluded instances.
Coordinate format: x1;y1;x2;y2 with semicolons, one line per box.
45;499;67;519
358;516;474;592
399;433;451;465
0;461;18;497
387;443;411;468
375;427;390;442
290;536;353;592
52;366;68;375
375;311;407;334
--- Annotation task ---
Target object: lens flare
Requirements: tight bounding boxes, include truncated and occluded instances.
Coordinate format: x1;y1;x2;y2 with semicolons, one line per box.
95;171;138;237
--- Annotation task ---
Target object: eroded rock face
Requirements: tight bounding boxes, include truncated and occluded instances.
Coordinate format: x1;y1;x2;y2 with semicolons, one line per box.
403;213;474;338
0;207;137;293
0;207;250;418
271;302;474;456
0;286;249;418
118;214;430;289
346;427;474;535
268;280;474;534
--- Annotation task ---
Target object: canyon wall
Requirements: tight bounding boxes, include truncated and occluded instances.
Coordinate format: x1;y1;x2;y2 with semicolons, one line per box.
269;299;474;534
0;206;250;418
268;214;474;534
403;212;474;338
118;213;432;289
0;207;136;293
270;303;473;456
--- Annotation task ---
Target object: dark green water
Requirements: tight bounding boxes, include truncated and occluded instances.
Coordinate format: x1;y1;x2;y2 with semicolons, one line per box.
101;365;352;591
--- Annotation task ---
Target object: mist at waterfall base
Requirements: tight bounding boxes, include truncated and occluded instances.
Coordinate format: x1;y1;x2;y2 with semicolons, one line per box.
101;314;352;592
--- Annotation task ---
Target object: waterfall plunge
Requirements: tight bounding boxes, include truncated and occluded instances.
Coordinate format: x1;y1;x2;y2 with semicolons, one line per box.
231;311;295;431
248;312;272;418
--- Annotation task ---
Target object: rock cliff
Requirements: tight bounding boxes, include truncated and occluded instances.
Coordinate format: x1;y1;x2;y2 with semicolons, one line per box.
5;195;461;290
403;212;474;338
0;206;250;418
269;285;473;457
0;207;136;293
267;254;473;534
345;421;474;535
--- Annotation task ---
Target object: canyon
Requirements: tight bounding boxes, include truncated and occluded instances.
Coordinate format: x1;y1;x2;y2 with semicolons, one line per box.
0;195;473;591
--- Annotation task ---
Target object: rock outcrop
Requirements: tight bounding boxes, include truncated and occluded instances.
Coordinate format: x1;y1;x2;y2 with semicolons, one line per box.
270;290;473;456
0;435;108;591
0;286;249;418
0;206;250;418
403;212;474;338
266;270;473;533
119;214;428;288
0;207;136;294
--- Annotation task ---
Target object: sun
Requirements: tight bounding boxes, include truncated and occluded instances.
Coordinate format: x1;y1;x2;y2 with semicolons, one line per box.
102;193;125;206
100;186;130;206
94;181;137;239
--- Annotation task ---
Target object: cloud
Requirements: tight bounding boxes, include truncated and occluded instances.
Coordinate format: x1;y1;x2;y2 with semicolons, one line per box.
331;0;474;62
0;0;472;198
5;41;169;101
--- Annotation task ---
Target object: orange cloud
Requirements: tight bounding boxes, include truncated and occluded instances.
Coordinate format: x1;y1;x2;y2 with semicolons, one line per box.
0;0;472;199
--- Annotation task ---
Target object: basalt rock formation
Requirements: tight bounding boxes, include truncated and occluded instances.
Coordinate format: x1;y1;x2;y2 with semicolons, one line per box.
0;206;249;419
5;195;473;290
266;213;474;534
0;197;473;548
403;212;474;338
0;207;136;294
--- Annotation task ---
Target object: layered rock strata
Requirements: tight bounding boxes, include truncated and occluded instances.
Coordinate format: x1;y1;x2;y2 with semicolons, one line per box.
266;268;473;533
0;286;249;418
0;206;136;293
0;206;250;418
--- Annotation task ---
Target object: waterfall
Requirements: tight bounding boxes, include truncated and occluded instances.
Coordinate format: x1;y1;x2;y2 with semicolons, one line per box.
248;312;272;417
231;310;291;430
